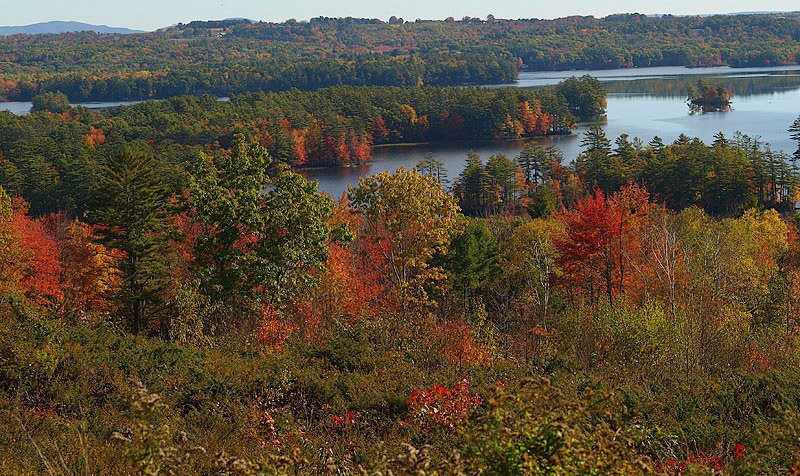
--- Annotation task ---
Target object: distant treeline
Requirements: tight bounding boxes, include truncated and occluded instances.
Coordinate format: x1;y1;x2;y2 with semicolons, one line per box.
0;54;518;102
0;78;605;215
0;13;799;101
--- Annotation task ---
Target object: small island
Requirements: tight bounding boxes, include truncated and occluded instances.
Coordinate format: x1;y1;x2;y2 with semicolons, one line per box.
688;79;732;112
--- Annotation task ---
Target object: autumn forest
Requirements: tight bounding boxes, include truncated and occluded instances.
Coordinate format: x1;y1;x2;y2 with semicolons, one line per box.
3;9;800;476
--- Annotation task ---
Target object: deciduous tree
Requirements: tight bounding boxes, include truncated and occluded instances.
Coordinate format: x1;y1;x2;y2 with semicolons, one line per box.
187;135;338;315
348;167;460;307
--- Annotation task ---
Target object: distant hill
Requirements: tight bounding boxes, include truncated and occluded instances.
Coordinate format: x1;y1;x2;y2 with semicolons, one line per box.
0;21;144;36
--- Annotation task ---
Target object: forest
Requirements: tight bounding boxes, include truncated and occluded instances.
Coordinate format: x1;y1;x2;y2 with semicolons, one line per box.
0;76;605;215
0;12;799;101
4;9;800;474
2;99;800;472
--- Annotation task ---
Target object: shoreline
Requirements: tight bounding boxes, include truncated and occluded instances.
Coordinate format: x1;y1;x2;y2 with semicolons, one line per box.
296;133;578;171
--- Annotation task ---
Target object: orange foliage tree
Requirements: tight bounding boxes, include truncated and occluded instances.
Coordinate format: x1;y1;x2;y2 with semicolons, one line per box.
0;190;62;308
436;320;493;367
287;195;386;340
42;213;122;317
555;185;650;306
84;126;107;147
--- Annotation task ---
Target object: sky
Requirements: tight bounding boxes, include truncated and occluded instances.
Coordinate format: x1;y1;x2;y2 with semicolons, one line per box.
3;0;800;31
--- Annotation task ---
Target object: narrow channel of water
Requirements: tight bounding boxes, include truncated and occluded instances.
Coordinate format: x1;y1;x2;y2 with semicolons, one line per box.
0;100;146;115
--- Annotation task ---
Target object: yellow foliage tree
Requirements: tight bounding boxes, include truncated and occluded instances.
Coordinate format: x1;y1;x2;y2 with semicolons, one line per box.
347;167;461;309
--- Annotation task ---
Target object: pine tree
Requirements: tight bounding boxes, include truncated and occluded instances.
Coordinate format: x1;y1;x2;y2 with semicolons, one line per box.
456;151;489;215
89;148;171;334
517;143;557;184
648;136;665;151
486;153;518;206
789;117;800;164
576;125;614;190
416;152;449;186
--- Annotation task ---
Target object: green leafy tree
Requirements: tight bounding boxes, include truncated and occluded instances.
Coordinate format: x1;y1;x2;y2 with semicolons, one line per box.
528;185;561;219
31;91;72;114
504;219;562;322
187;135;336;310
444;219;499;296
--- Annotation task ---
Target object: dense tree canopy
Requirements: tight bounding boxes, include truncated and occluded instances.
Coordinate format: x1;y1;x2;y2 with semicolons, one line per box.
186;136;337;310
0;13;798;101
348;167;461;306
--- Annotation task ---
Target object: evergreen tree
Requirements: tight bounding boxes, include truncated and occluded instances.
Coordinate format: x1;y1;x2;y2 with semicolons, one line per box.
648;136;665;151
712;132;729;148
789;117;800;164
614;134;635;160
89;148;171;334
517;143;558;184
456;150;489;215
416;152;449;186
576;125;615;190
486;153;518;207
444;219;499;296
553;75;607;120
31;91;71;114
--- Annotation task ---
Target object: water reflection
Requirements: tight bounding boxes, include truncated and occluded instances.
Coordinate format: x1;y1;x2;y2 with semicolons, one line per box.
499;65;800;89
307;66;800;197
301;136;583;198
603;69;800;98
690;104;732;114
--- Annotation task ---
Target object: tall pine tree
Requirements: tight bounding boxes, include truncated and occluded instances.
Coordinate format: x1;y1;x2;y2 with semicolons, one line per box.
89;148;171;334
789;117;800;164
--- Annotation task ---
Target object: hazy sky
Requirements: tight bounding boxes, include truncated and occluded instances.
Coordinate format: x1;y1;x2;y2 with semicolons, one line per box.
4;0;800;31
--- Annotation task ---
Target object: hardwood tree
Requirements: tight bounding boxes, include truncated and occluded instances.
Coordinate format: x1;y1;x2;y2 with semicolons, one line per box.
0;189;62;309
186;135;338;316
348;167;461;308
554;188;628;307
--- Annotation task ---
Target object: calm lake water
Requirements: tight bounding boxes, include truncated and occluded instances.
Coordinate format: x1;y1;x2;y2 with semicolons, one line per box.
0;100;145;115
305;65;800;197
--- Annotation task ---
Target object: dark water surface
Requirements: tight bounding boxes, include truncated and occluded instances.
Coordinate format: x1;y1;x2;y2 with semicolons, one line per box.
304;65;800;197
0;100;145;115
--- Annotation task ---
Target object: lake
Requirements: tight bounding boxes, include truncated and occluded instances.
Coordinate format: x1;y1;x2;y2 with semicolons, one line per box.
0;100;146;115
304;65;800;198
